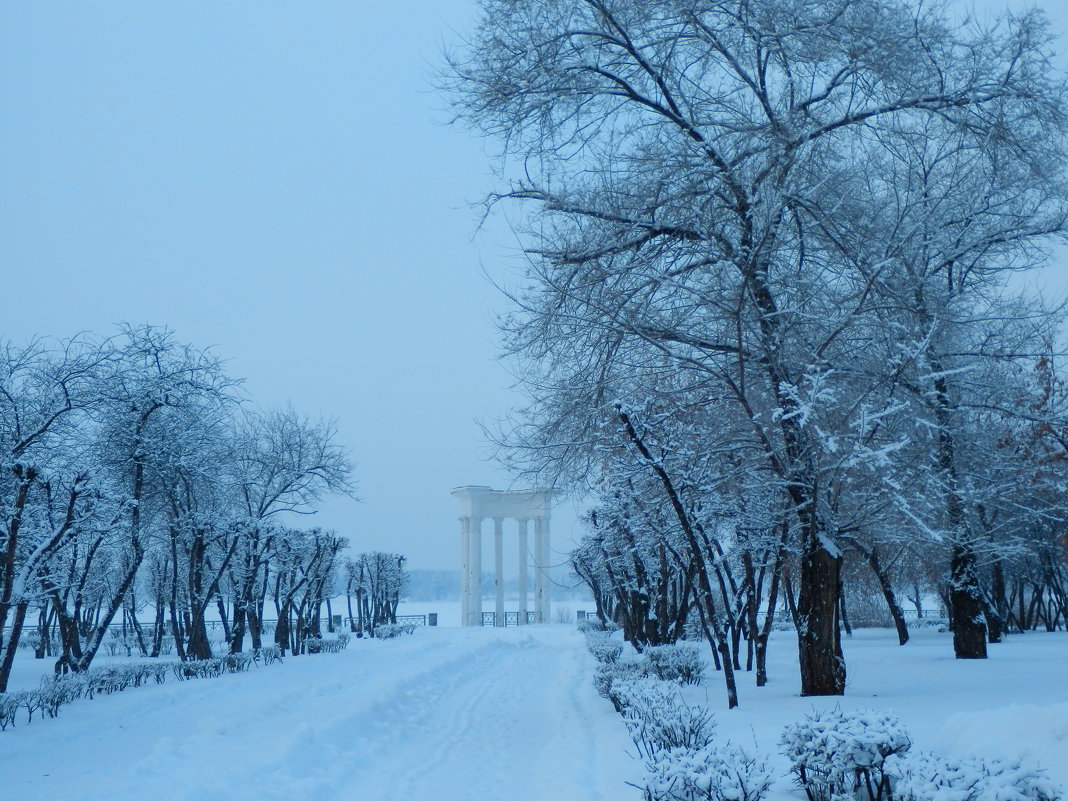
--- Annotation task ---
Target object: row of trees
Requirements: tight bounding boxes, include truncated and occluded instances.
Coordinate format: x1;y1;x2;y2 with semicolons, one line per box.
0;326;355;690
446;0;1068;703
343;551;409;634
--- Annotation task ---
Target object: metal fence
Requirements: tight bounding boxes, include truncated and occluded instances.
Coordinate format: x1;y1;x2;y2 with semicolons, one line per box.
5;612;439;641
480;611;536;626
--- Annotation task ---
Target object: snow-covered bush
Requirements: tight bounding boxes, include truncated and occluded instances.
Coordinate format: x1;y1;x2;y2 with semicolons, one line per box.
373;622;417;638
22;630;59;653
0;632;352;733
619;678;716;758
579;619;618;634
0;691;42;730
304;633;350;653
588;637;624;664
890;751;1063;801
221;653;256;672
644;643;704;685
781;708;911;801
175;658;223;680
254;645;284;665
172;654;256;680
639;743;773;801
104;629;135;656
38;674;89;717
594;659;651;712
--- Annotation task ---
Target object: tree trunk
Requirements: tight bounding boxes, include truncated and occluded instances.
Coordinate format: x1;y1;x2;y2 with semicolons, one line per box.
950;542;987;658
933;372;987;658
754;536;785;687
185;604;212;661
855;542;909;646
230;602;246;654
0;602;28;692
797;533;845;696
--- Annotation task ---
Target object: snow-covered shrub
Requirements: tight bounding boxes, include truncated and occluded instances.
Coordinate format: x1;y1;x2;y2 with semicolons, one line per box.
620;678;716;758
173;654;256;680
0;691;37;731
644;643;704;685
890;751;1063;801
2;635;341;733
373;622;417;638
104;629;136;657
38;674;88;717
23;630;59;654
579;619;618;634
303;633;350;653
588;637;624;664
86;666;140;696
594;659;651;712
639;743;773;801
220;653;255;672
781;708;911;801
254;645;283;665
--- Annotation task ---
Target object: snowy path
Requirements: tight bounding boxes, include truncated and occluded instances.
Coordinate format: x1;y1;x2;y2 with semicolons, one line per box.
0;626;639;801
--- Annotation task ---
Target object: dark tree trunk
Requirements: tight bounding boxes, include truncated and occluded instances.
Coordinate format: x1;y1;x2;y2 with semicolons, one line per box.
186;604;212;661
754;530;786;687
230;604;247;653
151;602;165;657
0;602;28;692
852;542;909;646
988;560;1010;641
34;604;53;659
249;608;263;650
797;533;845;696
838;572;853;637
950;542;987;658
216;597;231;645
932;372;987;658
126;599;148;656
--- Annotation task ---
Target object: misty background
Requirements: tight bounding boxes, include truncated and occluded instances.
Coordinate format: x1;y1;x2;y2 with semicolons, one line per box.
2;0;1066;577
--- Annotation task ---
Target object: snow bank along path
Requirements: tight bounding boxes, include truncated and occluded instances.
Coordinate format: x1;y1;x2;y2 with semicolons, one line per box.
0;626;640;801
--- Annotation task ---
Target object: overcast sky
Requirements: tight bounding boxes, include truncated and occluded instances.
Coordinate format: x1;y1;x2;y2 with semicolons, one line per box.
2;0;1067;573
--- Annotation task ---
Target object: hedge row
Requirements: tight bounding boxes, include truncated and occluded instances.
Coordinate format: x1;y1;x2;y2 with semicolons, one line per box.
0;637;339;732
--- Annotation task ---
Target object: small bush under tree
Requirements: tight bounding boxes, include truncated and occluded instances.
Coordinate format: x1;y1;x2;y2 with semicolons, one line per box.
781;708;911;801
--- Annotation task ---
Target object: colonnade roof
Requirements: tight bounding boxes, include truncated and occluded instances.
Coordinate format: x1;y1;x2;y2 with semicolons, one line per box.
451;485;552;520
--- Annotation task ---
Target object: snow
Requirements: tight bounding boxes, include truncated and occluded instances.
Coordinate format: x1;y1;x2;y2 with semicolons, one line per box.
0;625;1064;800
685;628;1068;800
0;625;639;801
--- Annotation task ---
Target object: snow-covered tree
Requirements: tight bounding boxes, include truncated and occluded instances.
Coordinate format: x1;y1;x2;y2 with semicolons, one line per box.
445;0;1068;692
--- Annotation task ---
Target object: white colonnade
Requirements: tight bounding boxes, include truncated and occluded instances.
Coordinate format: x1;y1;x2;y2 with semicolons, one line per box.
452;486;552;626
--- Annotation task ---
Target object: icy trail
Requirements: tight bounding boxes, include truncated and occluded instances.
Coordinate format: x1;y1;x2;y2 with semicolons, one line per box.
0;626;639;801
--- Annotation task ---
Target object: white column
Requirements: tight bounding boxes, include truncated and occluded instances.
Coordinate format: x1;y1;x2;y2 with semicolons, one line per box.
534;517;545;623
460;516;470;627
469;516;483;626
494;517;505;627
542;516;551;624
517;518;528;625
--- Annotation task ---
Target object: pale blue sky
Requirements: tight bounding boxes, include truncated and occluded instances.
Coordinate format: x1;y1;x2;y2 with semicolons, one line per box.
1;1;1066;572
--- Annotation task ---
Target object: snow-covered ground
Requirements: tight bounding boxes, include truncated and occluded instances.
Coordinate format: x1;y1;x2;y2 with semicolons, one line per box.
686;628;1068;797
0;625;638;801
1;625;1064;801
